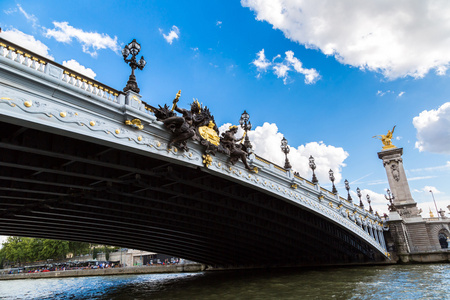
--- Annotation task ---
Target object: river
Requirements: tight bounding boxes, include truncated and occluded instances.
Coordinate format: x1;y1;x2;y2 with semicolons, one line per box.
0;264;449;299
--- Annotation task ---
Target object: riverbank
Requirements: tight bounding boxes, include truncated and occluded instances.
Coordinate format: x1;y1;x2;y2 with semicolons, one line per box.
0;264;206;280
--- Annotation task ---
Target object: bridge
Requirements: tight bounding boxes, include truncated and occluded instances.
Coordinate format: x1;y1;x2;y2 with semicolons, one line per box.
0;38;388;268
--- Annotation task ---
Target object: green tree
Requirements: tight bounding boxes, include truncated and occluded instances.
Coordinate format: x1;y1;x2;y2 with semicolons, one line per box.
92;247;99;260
104;246;110;261
39;239;69;260
68;241;90;257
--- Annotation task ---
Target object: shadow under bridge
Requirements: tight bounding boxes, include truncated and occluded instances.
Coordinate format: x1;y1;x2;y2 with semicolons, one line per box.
0;121;385;267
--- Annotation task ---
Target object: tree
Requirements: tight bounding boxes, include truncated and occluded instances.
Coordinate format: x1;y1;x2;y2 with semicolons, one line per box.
92;247;99;260
39;239;69;260
68;241;90;257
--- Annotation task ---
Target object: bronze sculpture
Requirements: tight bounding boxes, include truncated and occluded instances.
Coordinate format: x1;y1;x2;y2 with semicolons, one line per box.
154;91;255;171
220;125;252;170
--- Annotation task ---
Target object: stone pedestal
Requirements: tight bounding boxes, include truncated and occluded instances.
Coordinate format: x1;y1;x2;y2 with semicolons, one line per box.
378;148;421;217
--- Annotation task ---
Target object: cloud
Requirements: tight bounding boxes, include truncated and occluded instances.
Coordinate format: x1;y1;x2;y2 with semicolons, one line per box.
398;91;405;97
242;0;450;80
160;25;180;44
3;7;17;14
376;90;394;97
252;49;320;84
1;28;54;60
425;186;441;194
45;21;120;57
17;4;38;28
413;102;450;154
219;122;348;183
216;21;222;27
62;59;96;79
252;49;271;74
409;161;450;173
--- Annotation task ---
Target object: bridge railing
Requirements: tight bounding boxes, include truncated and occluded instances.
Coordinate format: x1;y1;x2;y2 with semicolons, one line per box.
0;37;122;103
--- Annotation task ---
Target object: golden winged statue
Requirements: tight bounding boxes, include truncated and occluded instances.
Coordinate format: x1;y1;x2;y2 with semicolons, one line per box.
373;126;396;150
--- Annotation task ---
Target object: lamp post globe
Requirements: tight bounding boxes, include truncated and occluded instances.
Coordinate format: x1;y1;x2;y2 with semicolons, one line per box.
123;39;146;94
366;194;373;213
344;179;352;202
309;155;318;184
357;187;364;208
280;137;292;169
329;169;337;194
239;110;253;151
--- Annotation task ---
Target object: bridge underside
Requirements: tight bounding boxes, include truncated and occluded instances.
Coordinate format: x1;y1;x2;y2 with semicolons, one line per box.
0;120;383;267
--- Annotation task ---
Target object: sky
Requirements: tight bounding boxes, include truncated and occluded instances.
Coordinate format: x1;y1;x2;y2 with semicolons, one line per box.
1;0;450;245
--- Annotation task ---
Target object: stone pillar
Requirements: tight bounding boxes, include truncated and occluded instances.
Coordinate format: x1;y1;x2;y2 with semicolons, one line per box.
378;148;421;217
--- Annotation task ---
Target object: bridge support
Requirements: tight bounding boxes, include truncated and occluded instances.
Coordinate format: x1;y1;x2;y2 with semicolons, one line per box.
378;148;450;261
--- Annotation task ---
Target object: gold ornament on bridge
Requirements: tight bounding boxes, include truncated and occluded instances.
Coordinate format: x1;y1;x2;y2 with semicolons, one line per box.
170;90;181;112
198;121;220;146
125;118;144;130
24;100;32;107
373;125;396;150
202;154;213;168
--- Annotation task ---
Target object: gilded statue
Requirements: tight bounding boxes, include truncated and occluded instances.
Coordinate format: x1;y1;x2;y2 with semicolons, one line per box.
198;121;220;146
373;126;396;150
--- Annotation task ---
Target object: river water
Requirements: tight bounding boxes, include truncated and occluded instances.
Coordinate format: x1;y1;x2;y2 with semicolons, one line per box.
0;264;449;299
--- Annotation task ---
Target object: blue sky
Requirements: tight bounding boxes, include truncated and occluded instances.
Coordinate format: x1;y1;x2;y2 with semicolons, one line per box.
1;0;449;221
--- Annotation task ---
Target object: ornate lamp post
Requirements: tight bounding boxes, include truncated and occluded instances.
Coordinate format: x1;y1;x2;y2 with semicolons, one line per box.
309;155;318;184
344;179;352;202
366;194;373;213
239;110;252;151
329;169;337;194
122;39;146;93
357;187;364;208
385;189;396;211
280;137;292;169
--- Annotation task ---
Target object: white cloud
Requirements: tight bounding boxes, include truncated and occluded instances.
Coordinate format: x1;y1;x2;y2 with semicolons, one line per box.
1;28;54;60
242;0;450;80
398;91;405;97
160;25;180;44
376;90;394;97
252;49;320;84
62;59;96;79
409;161;450;173
3;7;17;14
17;4;38;28
413;102;450;154
424;186;441;194
216;21;222;27
252;49;271;73
417;199;449;218
45;21;120;57
219;122;348;183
